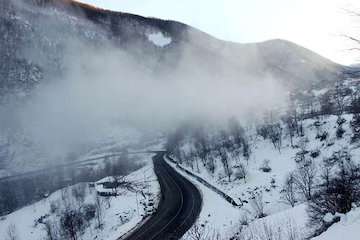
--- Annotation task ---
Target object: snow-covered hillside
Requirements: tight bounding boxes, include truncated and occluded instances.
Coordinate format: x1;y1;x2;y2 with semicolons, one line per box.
312;207;360;240
0;0;346;173
0;153;159;240
1;0;358;239
167;87;360;239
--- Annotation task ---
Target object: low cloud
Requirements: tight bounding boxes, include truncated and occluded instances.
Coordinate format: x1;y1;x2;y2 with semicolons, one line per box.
1;4;288;165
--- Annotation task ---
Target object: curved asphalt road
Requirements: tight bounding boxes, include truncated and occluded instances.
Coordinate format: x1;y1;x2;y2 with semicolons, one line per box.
123;152;202;240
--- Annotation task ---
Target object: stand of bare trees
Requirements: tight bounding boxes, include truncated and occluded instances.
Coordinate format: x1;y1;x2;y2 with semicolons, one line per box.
257;122;283;152
166;119;251;183
308;151;360;234
34;184;111;240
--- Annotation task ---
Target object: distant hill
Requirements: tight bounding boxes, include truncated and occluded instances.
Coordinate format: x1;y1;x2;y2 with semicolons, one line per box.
0;0;345;98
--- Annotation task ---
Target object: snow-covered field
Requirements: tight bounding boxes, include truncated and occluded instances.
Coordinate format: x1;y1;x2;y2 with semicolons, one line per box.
0;153;159;240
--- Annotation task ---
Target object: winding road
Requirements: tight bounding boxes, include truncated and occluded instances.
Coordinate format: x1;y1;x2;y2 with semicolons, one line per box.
124;152;202;240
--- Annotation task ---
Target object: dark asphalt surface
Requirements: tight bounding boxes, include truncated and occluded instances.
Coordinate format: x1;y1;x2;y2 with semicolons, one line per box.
123;152;202;240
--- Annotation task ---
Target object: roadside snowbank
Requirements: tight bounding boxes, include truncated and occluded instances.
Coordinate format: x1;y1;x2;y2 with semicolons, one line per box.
312;207;360;240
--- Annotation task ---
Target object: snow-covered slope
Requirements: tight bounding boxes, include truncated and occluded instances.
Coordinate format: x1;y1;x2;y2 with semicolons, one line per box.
0;154;159;240
0;0;344;96
168;110;360;239
312;207;360;240
0;0;346;171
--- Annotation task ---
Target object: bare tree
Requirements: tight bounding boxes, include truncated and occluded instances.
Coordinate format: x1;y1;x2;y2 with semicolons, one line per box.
94;195;104;229
294;159;317;200
333;81;347;116
186;223;221;240
108;175;133;196
250;192;266;218
206;153;216;174
269;123;283;152
234;163;248;183
43;220;59;240
193;126;211;168
287;99;304;137
350;113;360;142
284;115;297;148
60;210;84;240
187;224;205;240
258;123;283;152
242;138;251;165
60;188;73;211
72;183;86;208
218;147;232;182
295;137;308;163
319;93;334;115
228;117;245;146
282;173;297;207
350;87;360;113
166;125;186;160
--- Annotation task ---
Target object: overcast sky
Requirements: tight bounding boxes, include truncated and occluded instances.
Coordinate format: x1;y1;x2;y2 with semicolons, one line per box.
80;0;360;65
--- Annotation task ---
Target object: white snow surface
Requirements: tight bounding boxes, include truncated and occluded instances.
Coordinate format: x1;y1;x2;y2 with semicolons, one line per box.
312;88;328;97
0;153;159;240
174;114;360;239
234;204;308;239
147;32;172;47
312;207;360;240
171;157;309;239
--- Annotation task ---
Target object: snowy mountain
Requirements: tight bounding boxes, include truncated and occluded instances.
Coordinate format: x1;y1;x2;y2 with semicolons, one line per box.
0;0;351;173
2;1;360;240
0;0;344;98
0;0;349;180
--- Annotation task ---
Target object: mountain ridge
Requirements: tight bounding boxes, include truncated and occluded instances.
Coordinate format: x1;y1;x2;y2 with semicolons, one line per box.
0;0;345;97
